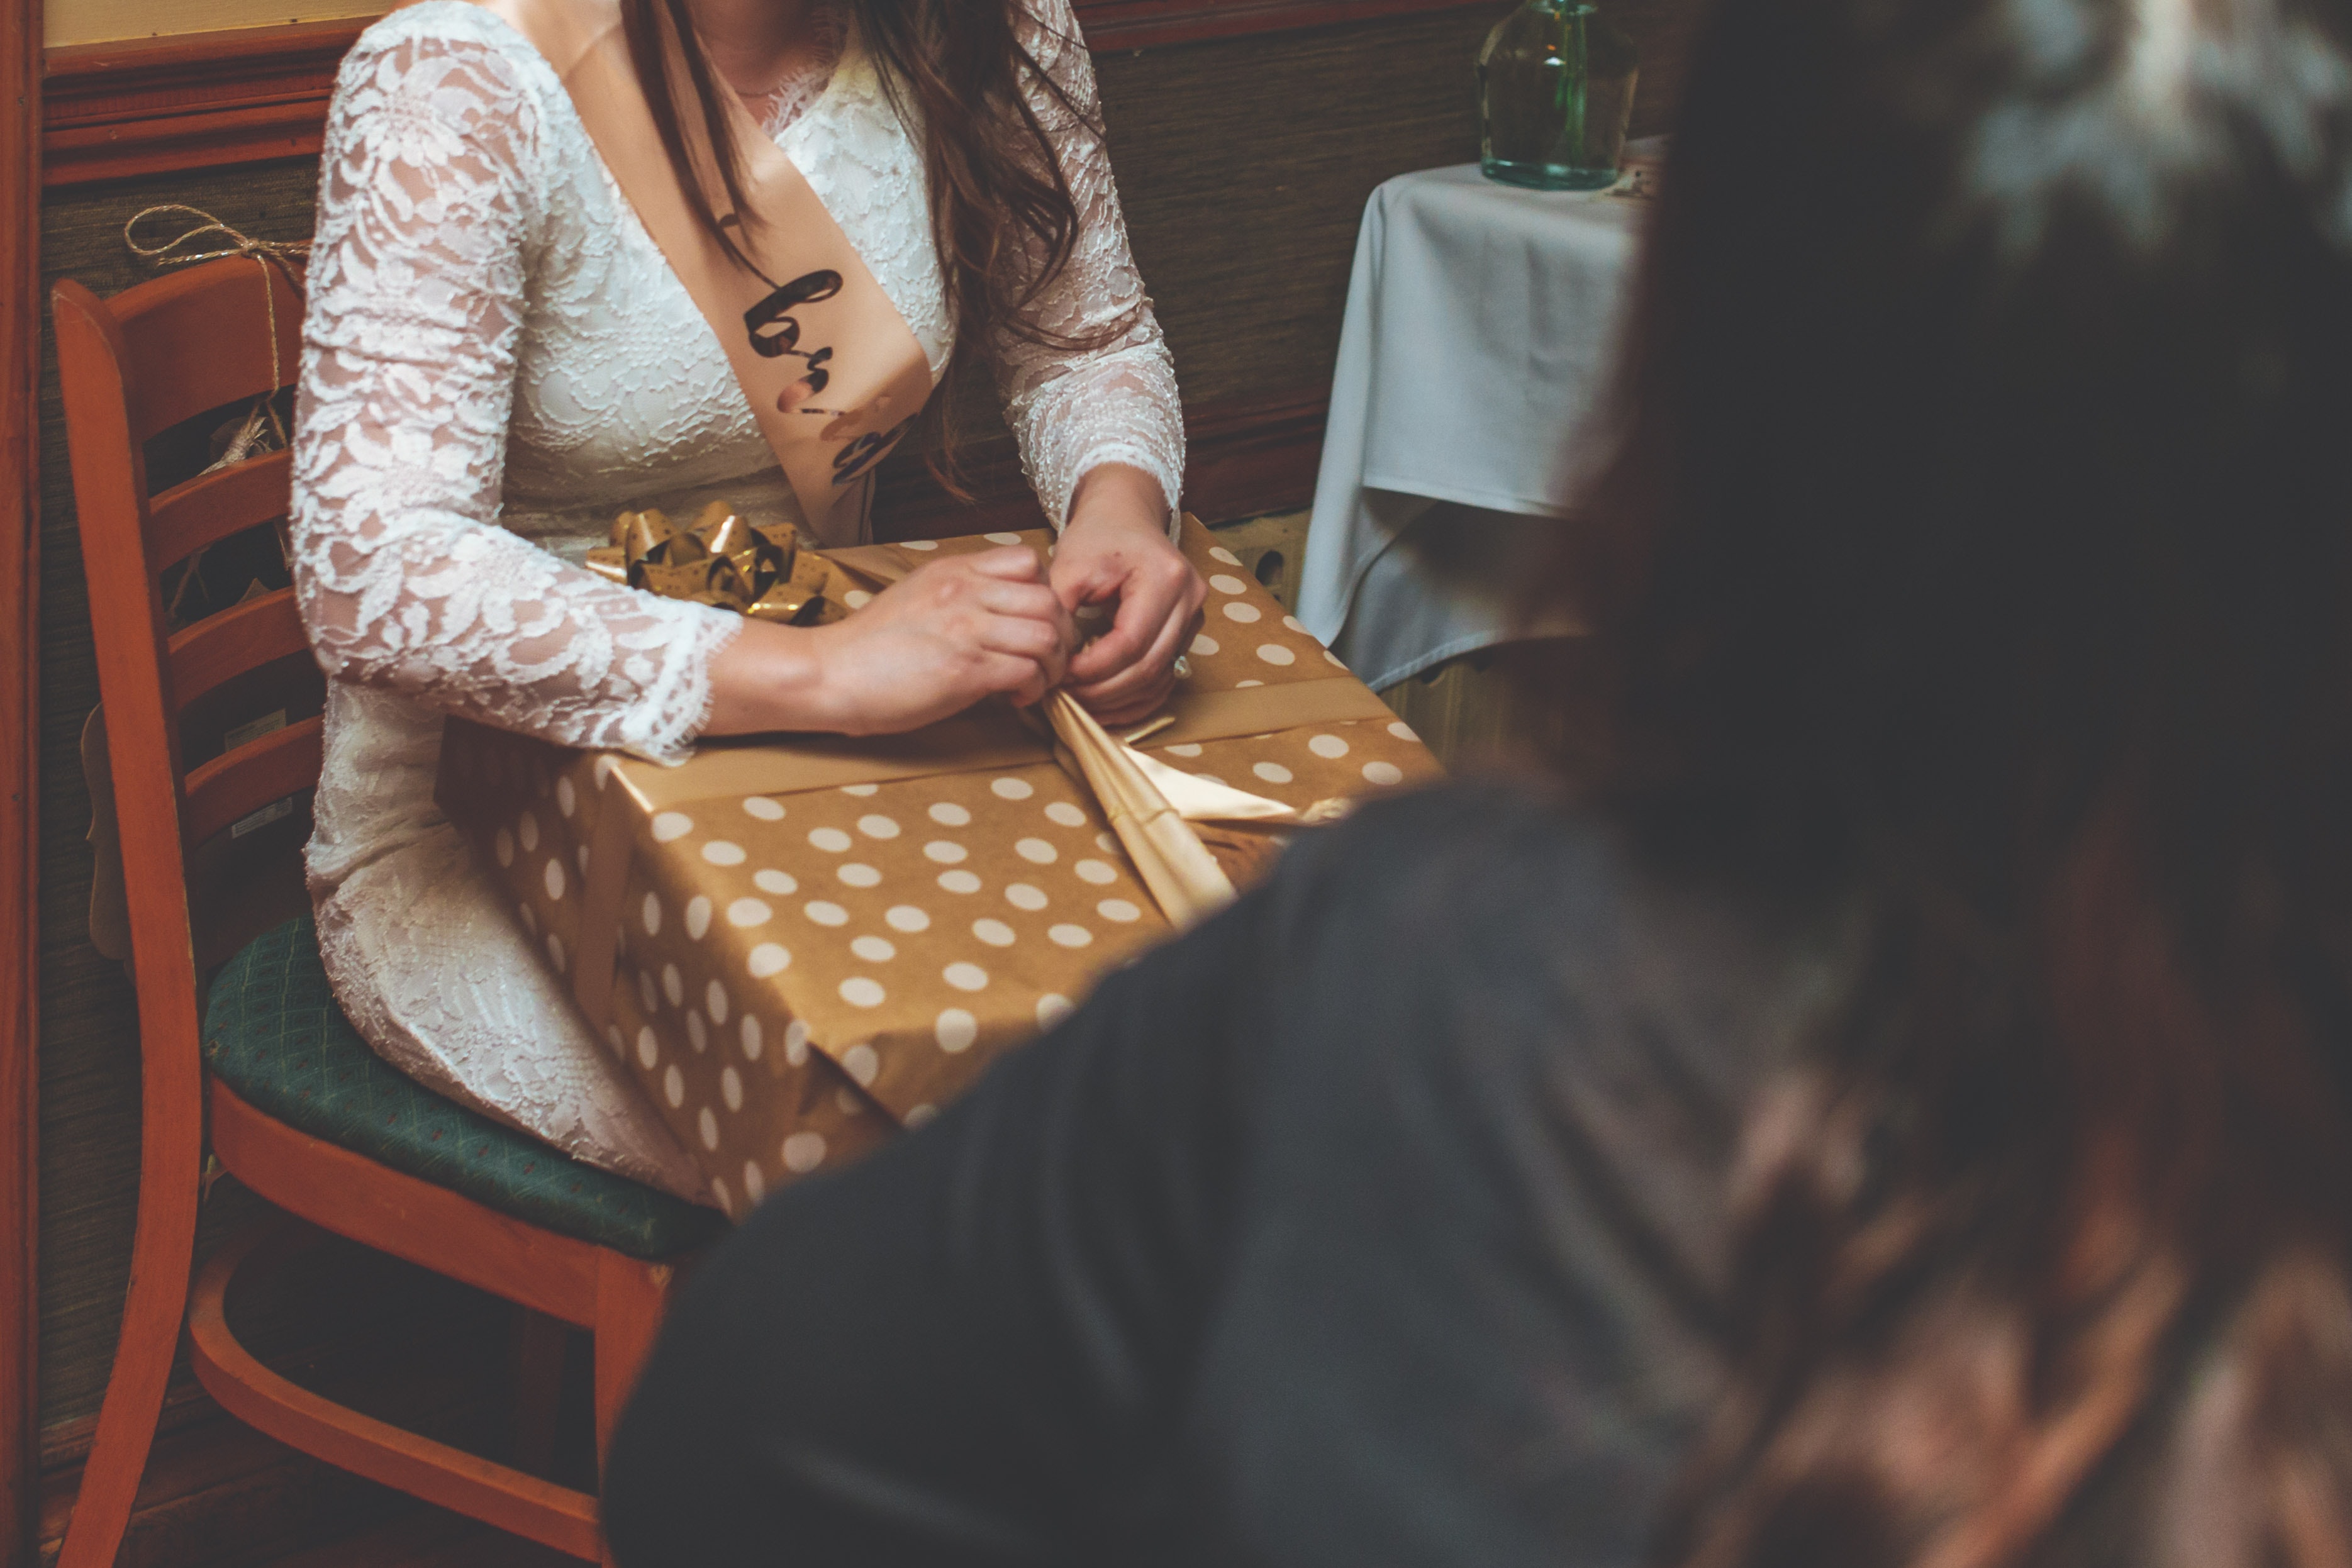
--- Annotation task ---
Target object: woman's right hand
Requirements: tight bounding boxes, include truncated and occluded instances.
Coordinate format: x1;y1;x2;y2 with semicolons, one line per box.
704;547;1074;738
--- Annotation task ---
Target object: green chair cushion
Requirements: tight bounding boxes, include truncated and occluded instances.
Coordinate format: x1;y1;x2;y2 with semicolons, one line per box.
204;915;725;1261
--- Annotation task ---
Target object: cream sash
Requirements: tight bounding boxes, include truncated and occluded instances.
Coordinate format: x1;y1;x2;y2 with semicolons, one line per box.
471;0;935;542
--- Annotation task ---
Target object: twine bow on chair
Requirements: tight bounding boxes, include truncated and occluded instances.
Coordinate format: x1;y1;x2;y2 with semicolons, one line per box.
121;206;316;626
122;205;313;463
122;203;312;277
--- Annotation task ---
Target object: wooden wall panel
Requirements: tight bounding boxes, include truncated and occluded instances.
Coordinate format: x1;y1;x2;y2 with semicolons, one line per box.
6;0;43;1549
1103;6;1495;409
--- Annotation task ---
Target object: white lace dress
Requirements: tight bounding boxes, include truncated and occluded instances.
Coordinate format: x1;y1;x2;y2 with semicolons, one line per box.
291;0;1184;1200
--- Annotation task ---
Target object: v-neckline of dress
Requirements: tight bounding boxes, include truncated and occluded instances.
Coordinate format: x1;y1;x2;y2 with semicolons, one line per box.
737;0;854;142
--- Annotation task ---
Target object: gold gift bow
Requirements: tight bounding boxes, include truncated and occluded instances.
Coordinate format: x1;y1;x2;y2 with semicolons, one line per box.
586;501;845;623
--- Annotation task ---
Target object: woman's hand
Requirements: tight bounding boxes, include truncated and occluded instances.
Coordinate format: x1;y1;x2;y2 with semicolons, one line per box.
1050;465;1206;726
705;547;1074;737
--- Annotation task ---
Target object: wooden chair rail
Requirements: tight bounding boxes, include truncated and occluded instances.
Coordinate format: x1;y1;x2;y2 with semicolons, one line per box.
111;262;303;445
165;584;306;718
148;449;291;575
48;280;208;1568
208;1079;610;1331
187;1224;603;1562
179;710;320;847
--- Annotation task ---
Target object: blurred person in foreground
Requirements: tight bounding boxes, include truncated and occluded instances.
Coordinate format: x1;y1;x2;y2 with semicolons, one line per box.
604;0;2352;1560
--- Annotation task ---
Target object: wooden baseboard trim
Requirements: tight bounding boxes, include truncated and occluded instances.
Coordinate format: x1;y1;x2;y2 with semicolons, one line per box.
39;0;1502;187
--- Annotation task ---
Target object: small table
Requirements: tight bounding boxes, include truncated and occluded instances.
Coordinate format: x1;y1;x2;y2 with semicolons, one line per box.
1296;154;1653;691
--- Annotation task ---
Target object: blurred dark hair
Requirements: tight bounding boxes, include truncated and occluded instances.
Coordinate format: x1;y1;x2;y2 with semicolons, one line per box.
620;0;1122;479
1541;0;2352;1562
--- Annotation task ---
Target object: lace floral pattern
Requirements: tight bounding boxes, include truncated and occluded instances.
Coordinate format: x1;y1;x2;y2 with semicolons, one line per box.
294;19;745;765
996;8;1188;530
289;0;1184;1195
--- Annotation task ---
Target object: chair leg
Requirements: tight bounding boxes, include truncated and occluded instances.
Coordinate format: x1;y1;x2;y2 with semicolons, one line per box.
512;1306;569;1476
53;1125;203;1568
591;1252;672;1479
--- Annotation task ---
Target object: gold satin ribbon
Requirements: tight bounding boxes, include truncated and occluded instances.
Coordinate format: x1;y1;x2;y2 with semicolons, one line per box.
819;526;1306;928
587;500;849;623
1040;692;1236;926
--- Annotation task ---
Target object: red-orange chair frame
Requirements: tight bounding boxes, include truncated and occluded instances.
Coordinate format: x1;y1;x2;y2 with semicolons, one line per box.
50;255;687;1567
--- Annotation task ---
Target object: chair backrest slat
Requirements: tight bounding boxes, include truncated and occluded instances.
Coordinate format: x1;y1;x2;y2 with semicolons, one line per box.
168;589;312;721
52;257;321;1020
107;260;304;445
148;450;292;578
181;716;323;850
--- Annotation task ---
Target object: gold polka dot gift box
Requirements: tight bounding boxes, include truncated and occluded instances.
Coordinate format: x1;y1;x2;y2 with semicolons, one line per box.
433;518;1440;1215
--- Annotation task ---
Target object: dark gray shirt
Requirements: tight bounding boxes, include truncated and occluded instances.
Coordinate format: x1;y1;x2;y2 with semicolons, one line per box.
606;783;1841;1568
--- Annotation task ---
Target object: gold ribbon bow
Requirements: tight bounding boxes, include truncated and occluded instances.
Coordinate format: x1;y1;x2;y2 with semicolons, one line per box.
587;501;846;624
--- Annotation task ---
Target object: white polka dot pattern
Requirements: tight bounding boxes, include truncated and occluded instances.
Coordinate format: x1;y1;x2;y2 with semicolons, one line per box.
437;524;1441;1209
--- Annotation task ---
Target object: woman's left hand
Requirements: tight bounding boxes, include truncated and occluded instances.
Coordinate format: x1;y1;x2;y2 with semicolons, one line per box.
1049;465;1206;726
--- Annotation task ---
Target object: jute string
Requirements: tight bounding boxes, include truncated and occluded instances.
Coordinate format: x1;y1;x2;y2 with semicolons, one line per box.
123;206;314;619
122;205;311;457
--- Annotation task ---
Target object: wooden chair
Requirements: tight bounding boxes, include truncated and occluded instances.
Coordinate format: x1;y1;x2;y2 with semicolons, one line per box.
50;256;722;1566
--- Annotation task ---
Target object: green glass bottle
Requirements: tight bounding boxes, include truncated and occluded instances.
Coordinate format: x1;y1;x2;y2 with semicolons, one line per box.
1476;0;1639;191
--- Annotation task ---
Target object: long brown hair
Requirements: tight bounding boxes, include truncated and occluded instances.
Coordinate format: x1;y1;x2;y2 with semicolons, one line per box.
620;0;1118;469
1535;0;2352;1562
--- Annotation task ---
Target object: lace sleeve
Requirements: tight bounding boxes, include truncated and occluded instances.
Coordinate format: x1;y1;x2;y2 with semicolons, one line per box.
996;0;1187;531
292;23;742;762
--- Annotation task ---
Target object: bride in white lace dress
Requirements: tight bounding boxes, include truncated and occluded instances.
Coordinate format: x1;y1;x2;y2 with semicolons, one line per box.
291;0;1196;1199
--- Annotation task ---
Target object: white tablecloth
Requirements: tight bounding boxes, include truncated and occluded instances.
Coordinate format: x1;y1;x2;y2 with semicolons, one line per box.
1297;158;1651;690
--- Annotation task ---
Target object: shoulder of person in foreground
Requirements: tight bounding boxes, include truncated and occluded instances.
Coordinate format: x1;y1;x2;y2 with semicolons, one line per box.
1050;772;1857;1222
1039;777;1859;1565
1239;776;1849;1057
